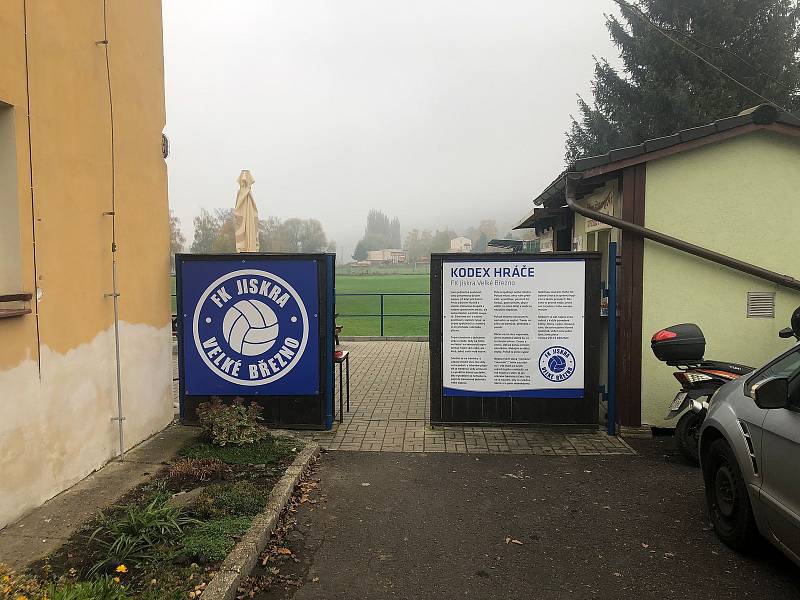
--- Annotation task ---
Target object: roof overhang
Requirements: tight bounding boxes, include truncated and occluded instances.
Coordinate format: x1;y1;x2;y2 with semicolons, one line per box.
487;238;524;252
522;104;800;225
514;205;573;232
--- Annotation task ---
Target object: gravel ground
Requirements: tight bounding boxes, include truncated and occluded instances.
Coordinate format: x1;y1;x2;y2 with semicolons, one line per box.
247;436;800;600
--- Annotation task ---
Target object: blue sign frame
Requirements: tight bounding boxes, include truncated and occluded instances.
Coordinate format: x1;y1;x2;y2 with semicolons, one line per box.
176;253;335;430
429;252;601;426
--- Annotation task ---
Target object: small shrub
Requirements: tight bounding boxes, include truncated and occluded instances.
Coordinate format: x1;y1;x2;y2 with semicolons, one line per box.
195;481;267;519
180;517;251;563
168;457;224;483
181;437;298;466
89;496;199;574
45;576;128;600
196;397;269;446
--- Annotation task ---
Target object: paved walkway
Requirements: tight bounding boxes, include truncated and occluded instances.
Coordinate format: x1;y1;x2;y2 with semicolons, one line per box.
296;342;634;456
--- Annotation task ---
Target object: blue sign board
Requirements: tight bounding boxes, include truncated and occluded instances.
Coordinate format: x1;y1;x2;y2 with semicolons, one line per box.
179;258;320;396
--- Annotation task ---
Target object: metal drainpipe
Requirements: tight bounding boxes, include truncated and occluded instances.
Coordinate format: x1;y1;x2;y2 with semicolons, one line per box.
100;2;125;460
564;174;800;292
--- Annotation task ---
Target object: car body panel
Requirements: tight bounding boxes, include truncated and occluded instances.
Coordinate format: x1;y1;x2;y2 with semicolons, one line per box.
700;343;800;566
761;409;800;556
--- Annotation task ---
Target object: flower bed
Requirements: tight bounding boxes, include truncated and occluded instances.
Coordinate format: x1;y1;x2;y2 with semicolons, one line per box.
1;433;302;600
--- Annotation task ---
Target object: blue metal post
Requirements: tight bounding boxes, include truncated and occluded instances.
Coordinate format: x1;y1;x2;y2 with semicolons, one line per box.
607;241;618;436
324;255;335;430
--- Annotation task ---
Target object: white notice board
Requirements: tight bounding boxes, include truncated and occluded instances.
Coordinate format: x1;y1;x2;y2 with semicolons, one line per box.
442;260;585;398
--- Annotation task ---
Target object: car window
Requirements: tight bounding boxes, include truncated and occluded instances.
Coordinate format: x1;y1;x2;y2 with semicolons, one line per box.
746;347;800;397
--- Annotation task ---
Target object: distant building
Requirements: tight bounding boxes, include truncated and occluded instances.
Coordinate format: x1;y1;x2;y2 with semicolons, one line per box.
449;237;472;252
366;249;407;264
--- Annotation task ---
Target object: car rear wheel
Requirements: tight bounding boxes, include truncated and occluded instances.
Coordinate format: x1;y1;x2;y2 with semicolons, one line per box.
703;438;758;550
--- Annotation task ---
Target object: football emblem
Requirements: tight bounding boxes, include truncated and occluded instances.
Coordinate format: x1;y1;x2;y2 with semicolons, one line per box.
192;269;309;386
539;346;576;382
222;299;280;356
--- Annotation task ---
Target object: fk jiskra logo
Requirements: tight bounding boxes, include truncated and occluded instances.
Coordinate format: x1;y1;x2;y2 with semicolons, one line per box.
539;346;576;382
192;269;309;386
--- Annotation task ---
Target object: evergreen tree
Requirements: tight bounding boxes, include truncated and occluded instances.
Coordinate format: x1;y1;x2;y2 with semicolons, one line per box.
474;233;488;253
353;210;401;259
390;217;401;247
566;0;800;162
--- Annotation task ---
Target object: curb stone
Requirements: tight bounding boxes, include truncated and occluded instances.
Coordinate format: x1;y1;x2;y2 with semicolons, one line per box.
201;442;321;600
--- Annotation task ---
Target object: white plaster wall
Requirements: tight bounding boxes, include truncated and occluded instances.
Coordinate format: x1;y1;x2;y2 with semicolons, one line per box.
0;322;173;528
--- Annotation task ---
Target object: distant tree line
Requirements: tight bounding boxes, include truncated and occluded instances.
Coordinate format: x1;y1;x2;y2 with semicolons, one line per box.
169;210;186;268
402;219;501;262
169;210;334;263
350;212;515;263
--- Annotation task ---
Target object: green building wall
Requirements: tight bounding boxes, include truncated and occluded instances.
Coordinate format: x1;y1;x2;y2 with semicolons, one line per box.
641;130;800;426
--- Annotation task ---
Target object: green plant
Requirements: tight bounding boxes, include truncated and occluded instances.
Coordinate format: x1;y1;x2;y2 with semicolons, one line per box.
168;457;224;483
196;397;269;446
180;517;251;563
89;497;199;574
136;586;187;600
181;437;298;466
195;481;267;519
45;576;128;600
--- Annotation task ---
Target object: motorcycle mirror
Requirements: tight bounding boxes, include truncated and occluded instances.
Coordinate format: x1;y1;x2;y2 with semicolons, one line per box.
753;377;789;410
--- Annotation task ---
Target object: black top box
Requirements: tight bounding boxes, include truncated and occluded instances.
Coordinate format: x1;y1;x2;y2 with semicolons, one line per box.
651;323;706;363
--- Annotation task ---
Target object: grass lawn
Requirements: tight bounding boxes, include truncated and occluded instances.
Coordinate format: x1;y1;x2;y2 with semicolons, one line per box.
171;272;430;337
336;274;429;337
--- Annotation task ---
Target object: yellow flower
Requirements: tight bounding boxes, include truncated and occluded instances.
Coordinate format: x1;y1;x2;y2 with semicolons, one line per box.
113;577;120;583
17;595;29;600
115;565;128;573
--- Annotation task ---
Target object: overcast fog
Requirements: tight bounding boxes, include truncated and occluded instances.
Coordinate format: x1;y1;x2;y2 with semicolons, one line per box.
163;1;621;260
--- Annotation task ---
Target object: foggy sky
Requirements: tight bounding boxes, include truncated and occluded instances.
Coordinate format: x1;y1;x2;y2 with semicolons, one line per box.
162;1;621;260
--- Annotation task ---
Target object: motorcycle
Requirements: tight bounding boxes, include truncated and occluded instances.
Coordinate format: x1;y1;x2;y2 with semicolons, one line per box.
650;324;754;464
651;309;800;465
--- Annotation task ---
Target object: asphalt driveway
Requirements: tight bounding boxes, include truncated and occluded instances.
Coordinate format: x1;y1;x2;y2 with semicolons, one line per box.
248;437;800;600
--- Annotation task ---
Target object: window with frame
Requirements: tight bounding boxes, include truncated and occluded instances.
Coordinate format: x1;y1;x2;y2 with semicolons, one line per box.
0;101;22;296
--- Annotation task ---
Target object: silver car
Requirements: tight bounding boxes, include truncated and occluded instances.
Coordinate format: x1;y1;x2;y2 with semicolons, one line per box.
699;337;800;564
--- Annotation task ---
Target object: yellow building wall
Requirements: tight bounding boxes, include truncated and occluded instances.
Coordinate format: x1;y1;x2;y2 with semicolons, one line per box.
641;130;800;426
0;1;172;528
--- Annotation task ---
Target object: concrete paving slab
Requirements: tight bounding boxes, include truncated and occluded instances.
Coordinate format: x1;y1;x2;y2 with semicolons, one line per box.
288;342;634;456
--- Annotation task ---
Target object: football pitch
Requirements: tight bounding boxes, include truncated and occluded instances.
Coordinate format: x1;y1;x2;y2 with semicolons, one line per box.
171;273;430;337
336;273;429;337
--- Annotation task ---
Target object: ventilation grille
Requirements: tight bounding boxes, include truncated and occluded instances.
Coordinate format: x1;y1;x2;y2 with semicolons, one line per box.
747;291;776;318
738;420;759;475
